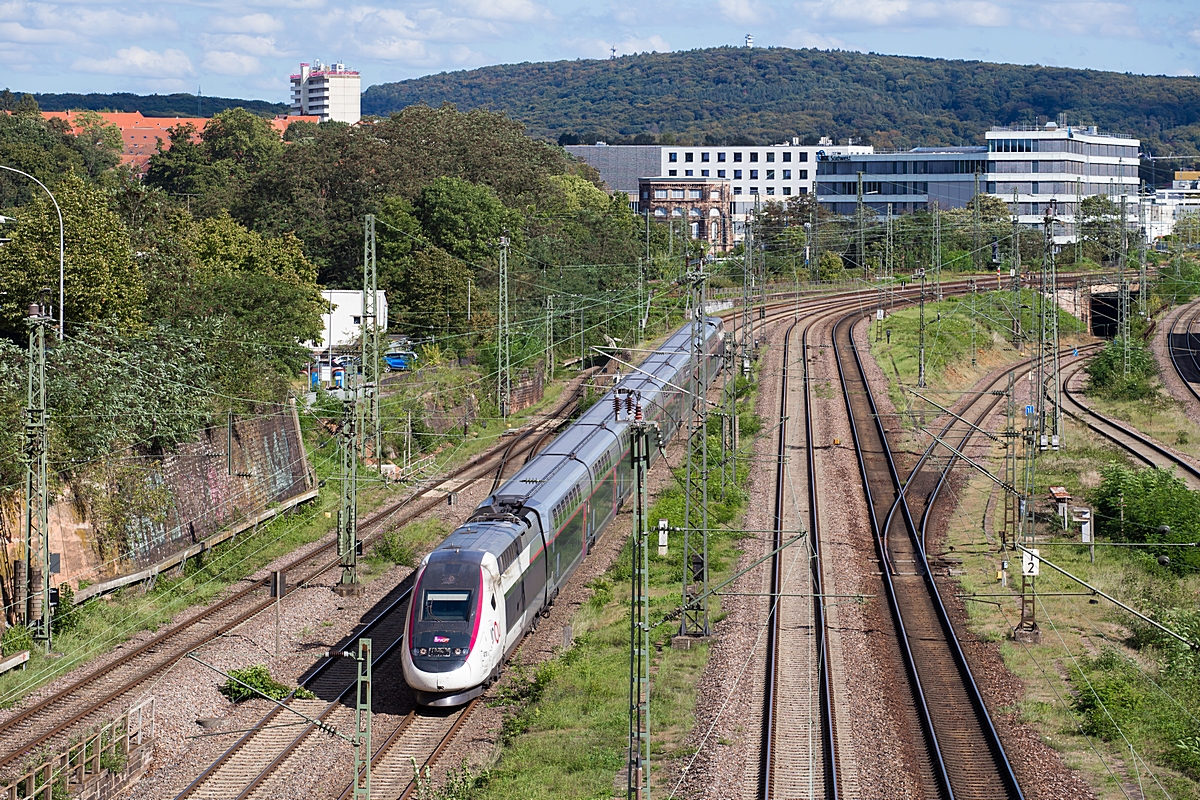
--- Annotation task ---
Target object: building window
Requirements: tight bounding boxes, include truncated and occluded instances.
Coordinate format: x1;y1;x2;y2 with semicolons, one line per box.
701;152;710;162
800;170;808;179
685;153;694;162
672;208;683;216
688;189;702;199
671;189;685;199
987;181;997;194
669;153;678;162
654;189;667;199
701;169;710;176
685;169;694;176
799;187;808;195
668;169;677;176
766;170;775;179
718;152;727;162
734;169;743;179
1032;182;1039;194
783;187;792;195
734;152;743;162
1032;161;1039;174
710;191;721;200
734;187;743;195
783;169;791;179
766;152;775;162
766;187;775;195
718;169;726;178
750;170;758;179
750;186;758;193
353;316;362;324
654;208;666;216
750;152;759;162
800;152;808;162
783;152;792;162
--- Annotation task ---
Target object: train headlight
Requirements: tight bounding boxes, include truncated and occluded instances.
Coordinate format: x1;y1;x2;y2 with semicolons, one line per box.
454;648;463;655
419;648;427;655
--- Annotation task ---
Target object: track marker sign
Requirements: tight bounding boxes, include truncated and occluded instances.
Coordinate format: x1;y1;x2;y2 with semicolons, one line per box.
1022;549;1041;577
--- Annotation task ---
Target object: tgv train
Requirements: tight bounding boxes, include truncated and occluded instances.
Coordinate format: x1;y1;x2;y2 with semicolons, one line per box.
402;317;725;706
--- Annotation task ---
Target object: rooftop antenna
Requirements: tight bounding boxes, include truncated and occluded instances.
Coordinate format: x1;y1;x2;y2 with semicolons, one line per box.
611;45;616;60
196;85;201;117
745;33;754;48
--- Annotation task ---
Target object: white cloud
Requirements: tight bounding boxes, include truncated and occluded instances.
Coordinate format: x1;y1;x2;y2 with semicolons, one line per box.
574;34;670;59
784;29;850;49
200;33;286;57
717;0;772;25
209;13;283;34
799;0;1008;28
202;50;262;75
359;37;433;63
453;0;552;22
1020;2;1140;39
0;20;68;43
43;8;177;37
74;45;194;77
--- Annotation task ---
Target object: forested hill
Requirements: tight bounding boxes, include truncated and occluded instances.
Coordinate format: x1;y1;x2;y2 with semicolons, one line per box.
361;47;1200;156
7;90;286;118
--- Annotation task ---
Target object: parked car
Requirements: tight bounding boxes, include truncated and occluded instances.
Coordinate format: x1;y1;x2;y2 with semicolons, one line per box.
385;345;418;372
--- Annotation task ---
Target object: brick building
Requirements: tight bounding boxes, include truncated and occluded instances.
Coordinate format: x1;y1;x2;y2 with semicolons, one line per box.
638;176;733;252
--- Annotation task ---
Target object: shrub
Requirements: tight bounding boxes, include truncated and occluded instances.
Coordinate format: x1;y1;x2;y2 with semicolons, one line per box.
219;664;315;702
2;624;33;655
1084;338;1157;400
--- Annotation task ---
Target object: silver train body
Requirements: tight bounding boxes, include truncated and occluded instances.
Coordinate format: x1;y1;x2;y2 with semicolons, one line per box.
402;317;725;706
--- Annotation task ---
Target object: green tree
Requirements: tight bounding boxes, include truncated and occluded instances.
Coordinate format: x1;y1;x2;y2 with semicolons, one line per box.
412;177;521;266
0;172;145;340
70;111;124;178
1080;195;1121;264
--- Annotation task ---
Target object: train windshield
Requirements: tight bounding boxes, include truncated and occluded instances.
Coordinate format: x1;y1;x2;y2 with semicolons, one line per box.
422;591;472;622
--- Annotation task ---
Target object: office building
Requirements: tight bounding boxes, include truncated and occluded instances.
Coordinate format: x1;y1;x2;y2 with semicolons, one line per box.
816;146;988;215
564;144;661;204
290;61;361;124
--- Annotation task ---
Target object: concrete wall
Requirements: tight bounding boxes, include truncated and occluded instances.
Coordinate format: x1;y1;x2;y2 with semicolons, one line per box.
6;403;313;598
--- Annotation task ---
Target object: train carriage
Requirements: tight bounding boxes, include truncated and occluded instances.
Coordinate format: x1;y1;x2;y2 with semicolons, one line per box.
402;317;724;706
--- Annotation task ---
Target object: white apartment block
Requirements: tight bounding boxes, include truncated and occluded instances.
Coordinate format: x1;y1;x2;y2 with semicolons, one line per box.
290;61;361;124
661;138;873;211
984;123;1140;237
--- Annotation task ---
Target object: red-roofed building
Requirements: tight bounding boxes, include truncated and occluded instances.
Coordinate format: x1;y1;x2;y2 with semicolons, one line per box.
42;110;321;174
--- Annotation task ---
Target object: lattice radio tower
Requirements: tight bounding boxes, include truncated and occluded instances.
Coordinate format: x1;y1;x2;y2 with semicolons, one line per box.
680;266;711;637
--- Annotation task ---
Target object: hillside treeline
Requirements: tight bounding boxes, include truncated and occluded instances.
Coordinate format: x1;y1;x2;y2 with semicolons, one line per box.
362;47;1200;169
0;88;285;119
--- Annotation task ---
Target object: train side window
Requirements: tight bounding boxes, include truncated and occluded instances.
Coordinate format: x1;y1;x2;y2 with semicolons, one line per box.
491;594;497;609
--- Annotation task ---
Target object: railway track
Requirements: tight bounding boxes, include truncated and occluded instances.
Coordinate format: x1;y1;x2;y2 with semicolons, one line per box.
760;312;837;799
0;386;585;773
1059;360;1200;489
1167;299;1200;405
834;310;1023;800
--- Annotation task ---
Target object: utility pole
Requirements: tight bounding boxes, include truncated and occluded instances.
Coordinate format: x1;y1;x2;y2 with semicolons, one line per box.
856;171;866;275
969;279;978;367
1119;193;1131;379
545;294;554;380
932;202;943;300
498;233;511;417
22;299;51;648
809;193;820;283
1036;202;1062;451
361;214;381;464
624;393;655;800
973;170;982;272
1138;181;1148;320
740;212;754;376
680;267;711;638
350;638;372;800
335;397;362;596
1011;190;1023;348
917;268;927;388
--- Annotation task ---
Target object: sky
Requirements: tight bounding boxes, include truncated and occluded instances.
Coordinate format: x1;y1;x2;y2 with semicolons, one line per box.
2;0;1200;102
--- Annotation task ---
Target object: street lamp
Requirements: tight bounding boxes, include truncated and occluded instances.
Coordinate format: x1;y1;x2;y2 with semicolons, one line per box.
0;166;64;333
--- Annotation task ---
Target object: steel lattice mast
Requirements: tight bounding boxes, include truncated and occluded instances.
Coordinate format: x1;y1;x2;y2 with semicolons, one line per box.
361;214;381;464
680;267;711;637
